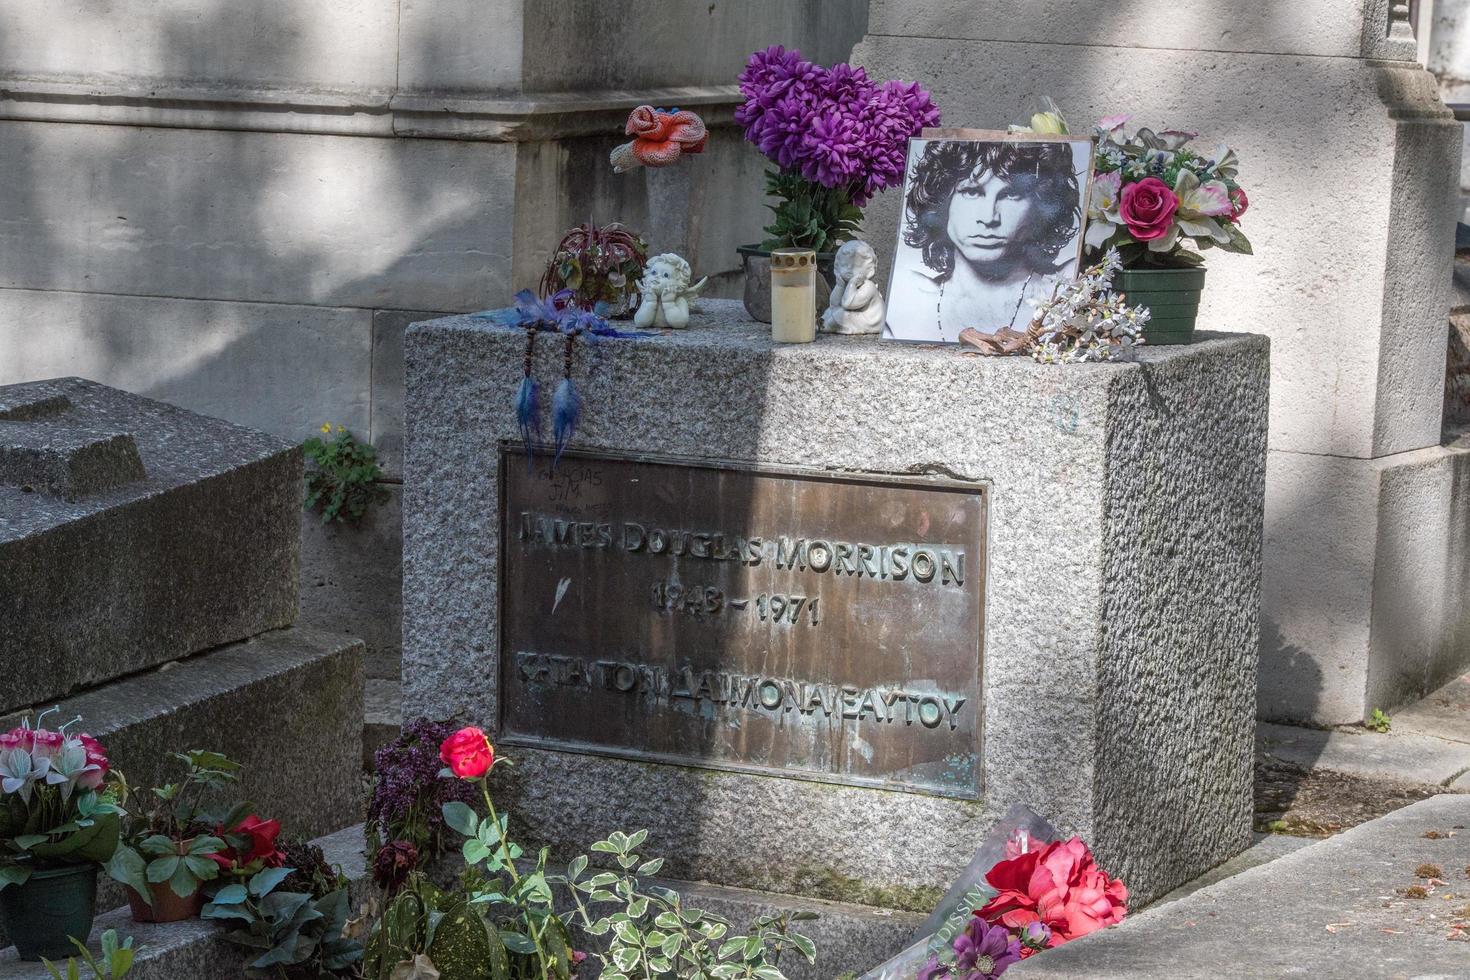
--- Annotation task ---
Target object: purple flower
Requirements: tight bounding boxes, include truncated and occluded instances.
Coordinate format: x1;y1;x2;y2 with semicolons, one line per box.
367;717;479;858
736;46;939;200
952;917;1022;979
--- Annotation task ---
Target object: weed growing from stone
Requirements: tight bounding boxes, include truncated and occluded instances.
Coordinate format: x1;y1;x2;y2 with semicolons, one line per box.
303;424;389;524
1366;708;1392;733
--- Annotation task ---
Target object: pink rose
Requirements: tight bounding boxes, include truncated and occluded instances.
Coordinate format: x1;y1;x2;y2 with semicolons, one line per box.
1119;177;1179;241
1229;186;1249;223
439;727;495;780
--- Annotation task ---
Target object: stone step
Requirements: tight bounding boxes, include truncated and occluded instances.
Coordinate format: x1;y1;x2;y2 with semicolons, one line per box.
362;676;401;769
1009;793;1470;978
1;824;921;979
0;626;364;946
0;377;301;715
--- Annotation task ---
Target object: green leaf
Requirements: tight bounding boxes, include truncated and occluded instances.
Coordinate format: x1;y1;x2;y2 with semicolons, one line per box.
146;856;180;883
212;883;249;904
183;854;219;880
637;858;664;877
500;930;538;954
612;947;641;972
442;801;478;837
248;865;293;897
791;933;816;963
168;858;200;898
462;838;491;865
567;854;588;881
752;968;786;980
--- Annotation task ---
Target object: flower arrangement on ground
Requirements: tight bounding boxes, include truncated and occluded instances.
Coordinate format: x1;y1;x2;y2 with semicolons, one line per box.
1085;115;1250;268
915;834;1127;978
362;726;820;979
106;749;242;922
0;712;125;961
365;717;481;893
736;45;940;254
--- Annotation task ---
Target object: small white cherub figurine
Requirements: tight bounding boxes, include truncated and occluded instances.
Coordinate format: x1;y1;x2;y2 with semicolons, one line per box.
634;253;708;329
821;239;885;335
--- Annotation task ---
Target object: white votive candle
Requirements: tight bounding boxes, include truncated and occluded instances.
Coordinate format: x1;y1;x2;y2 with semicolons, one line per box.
770;248;817;343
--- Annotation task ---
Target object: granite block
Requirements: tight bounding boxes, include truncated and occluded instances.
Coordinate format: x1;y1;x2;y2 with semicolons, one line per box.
2;626;364;841
0;377;300;713
403;301;1268;909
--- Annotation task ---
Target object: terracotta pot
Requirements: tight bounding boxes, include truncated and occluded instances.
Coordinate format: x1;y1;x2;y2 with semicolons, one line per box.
125;837;207;923
0;863;98;961
126;880;205;923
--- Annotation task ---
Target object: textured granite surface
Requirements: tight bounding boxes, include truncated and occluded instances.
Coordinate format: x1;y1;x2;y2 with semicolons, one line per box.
403;300;1268;908
1011;793;1470;977
0;377;301;712
1;626;363;840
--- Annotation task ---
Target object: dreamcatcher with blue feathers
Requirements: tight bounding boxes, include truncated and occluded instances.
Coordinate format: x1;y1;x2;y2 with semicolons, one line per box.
478;289;645;466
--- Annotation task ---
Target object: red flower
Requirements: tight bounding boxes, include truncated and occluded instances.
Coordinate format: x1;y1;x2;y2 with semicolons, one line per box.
1118;177;1179;242
210;814;285;870
1228;186;1249;223
625;106;708;166
978;838;1127;946
439;727;495;779
76;733;109;790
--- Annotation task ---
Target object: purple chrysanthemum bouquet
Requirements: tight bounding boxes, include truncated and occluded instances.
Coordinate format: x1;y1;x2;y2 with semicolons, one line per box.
736;45;939;252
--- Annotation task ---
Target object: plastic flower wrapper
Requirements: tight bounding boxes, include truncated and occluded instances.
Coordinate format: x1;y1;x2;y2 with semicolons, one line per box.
857;803;1058;980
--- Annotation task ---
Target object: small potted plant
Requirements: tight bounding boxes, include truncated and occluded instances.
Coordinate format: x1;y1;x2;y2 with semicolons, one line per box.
1083;114;1251;344
733;45;939;322
538;221;648;317
0;713;124;962
106;750;240;923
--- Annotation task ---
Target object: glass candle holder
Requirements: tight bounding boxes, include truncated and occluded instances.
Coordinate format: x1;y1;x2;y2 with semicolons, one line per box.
769;248;817;343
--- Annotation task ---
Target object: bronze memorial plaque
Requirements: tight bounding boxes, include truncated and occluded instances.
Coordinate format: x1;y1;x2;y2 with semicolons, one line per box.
498;448;987;799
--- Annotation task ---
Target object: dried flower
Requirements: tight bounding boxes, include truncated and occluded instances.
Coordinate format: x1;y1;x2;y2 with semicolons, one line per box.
1418;864;1445;879
1028;248;1148;363
372;840;419;895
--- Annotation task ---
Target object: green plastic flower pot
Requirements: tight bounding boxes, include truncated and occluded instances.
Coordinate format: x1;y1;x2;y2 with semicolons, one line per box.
1115;266;1207;346
0;863;98;961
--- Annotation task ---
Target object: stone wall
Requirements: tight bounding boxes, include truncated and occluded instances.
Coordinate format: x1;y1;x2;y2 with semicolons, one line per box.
0;1;868;683
854;0;1468;723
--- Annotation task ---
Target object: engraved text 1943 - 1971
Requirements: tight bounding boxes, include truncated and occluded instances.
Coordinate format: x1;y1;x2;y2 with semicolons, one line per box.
498;449;987;799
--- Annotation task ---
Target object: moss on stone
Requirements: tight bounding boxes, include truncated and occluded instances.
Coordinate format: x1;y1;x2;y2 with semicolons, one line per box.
788;864;944;912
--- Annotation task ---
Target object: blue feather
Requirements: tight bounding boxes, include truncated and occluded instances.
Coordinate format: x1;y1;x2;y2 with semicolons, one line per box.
551;377;581;464
514;375;540;461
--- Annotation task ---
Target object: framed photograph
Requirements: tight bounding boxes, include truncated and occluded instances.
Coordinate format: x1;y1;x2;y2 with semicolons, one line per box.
882;131;1095;343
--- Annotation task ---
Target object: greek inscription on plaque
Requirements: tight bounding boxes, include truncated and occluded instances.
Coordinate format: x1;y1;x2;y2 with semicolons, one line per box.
498;449;987;799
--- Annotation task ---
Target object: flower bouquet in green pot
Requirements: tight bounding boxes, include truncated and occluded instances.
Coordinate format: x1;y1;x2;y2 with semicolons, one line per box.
0;713;125;961
105;750;242;923
734;46;939;322
1082;115;1252;345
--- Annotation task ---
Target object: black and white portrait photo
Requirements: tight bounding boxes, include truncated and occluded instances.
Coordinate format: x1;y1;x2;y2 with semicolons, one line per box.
883;134;1093;342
